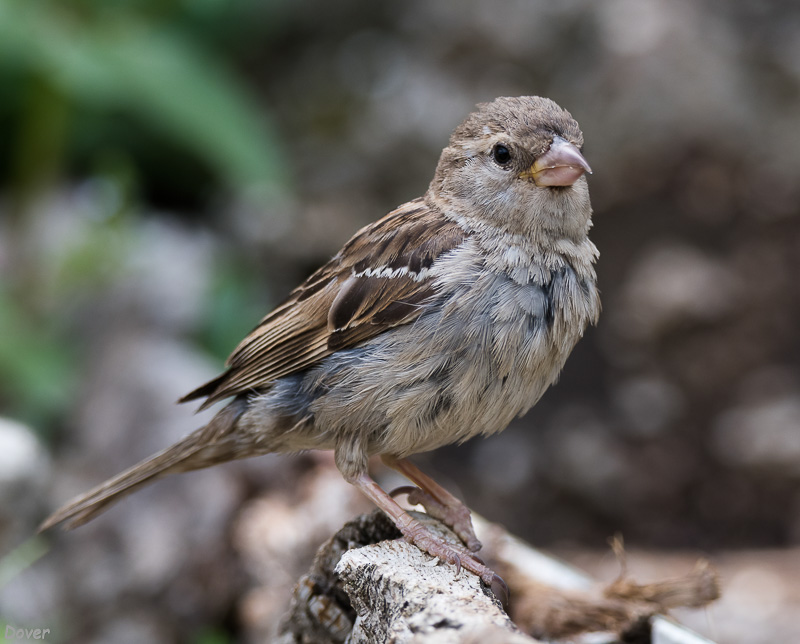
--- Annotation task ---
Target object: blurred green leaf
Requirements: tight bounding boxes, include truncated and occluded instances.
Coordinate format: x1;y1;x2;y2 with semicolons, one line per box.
192;627;233;644
0;287;78;432
0;0;285;194
0;536;48;588
197;258;269;362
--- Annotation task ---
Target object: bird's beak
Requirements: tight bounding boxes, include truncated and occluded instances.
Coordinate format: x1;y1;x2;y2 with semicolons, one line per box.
521;136;592;187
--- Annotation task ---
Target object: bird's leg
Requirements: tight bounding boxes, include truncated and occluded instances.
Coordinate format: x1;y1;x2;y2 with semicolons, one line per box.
381;455;482;552
350;472;507;602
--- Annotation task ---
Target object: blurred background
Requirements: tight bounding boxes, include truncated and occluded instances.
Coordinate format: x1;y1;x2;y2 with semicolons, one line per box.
1;0;799;642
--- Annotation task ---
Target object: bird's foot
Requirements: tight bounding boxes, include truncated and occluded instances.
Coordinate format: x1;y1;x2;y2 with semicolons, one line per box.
398;515;508;605
350;473;508;605
391;485;482;552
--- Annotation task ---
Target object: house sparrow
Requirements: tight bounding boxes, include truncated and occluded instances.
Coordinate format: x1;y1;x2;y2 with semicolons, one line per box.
40;96;599;599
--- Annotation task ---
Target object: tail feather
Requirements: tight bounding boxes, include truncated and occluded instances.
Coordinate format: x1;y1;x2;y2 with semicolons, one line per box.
39;399;246;532
38;435;207;531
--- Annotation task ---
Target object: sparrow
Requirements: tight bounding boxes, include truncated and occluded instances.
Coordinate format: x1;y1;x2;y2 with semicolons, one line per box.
40;96;599;599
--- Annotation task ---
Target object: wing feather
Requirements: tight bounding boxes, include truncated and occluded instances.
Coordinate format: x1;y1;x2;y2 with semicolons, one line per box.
180;197;467;408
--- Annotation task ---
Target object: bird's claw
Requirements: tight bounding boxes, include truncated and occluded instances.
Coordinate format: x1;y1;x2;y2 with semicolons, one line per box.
400;521;507;604
491;574;510;608
391;485;483;552
389;485;420;499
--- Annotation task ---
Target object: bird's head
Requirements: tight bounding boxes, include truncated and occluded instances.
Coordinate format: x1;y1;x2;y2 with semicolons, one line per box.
430;96;593;241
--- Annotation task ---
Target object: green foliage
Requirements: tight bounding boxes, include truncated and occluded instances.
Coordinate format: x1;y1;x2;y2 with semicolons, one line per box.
0;288;78;432
0;536;49;589
193;627;233;644
0;0;286;198
195;259;272;363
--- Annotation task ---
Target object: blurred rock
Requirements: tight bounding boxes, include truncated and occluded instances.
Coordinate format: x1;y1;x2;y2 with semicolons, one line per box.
544;406;627;508
612;243;741;342
0;417;49;490
471;430;535;496
85;612;172;644
713;394;800;473
0;417;50;547
612;375;685;438
122;218;216;331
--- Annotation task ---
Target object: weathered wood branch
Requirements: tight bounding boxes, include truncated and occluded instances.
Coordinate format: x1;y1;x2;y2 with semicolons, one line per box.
274;511;537;643
273;510;719;644
336;514;535;644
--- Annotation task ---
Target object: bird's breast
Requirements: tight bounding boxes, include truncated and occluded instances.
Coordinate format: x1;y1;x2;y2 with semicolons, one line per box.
364;252;599;456
437;261;596;417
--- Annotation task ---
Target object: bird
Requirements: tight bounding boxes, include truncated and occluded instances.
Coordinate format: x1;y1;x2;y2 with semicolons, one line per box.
40;96;600;599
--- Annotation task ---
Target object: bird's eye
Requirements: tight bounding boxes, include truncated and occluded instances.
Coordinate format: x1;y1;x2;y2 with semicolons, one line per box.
492;144;512;165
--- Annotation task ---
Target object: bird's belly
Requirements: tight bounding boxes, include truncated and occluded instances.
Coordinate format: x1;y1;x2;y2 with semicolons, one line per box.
370;316;570;456
357;293;584;456
282;266;597;460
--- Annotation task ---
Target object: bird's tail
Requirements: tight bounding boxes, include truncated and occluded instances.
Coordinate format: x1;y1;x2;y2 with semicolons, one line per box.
39;399;246;532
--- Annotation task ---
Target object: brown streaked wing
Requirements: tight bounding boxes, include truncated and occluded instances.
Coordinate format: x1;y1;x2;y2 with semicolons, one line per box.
180;197;467;408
